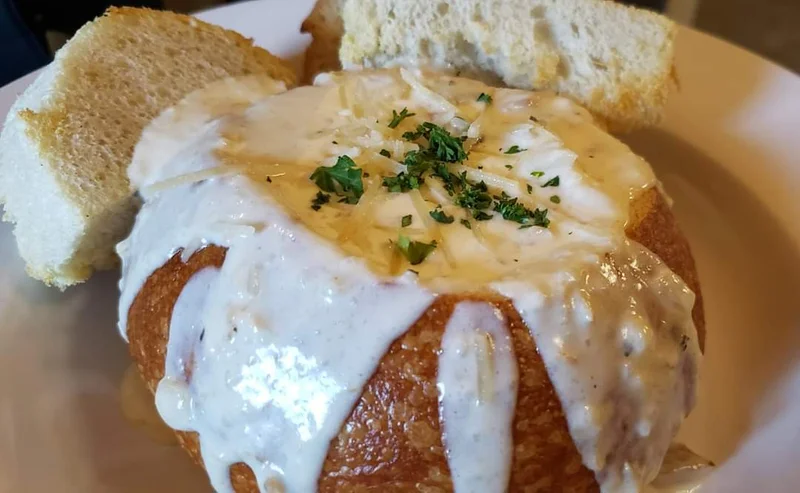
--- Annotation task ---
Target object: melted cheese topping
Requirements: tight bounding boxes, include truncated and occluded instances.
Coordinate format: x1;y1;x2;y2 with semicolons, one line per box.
118;69;701;493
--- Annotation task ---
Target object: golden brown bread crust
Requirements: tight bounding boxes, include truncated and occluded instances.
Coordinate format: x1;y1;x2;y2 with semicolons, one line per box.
127;187;703;491
300;0;345;82
628;188;705;351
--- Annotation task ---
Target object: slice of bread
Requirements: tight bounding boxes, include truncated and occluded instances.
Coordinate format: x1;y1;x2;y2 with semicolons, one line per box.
0;7;296;288
303;0;677;132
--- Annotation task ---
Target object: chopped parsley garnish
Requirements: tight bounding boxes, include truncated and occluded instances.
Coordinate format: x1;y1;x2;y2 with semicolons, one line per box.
492;192;551;228
493;193;534;223
529;116;541;123
332;140;338;144
383;123;466;194
542;176;560;187
310;155;364;204
429;207;455;224
386;122;471;197
382;172;421;193
396;235;437;265
455;179;492;210
430;162;461;194
402;122;467;163
403;150;435;176
310;191;330;211
388;107;416;129
531;207;551;228
477;92;493;104
401;214;413;227
550;195;561;204
379;149;392;158
266;176;272;183
378;118;556;232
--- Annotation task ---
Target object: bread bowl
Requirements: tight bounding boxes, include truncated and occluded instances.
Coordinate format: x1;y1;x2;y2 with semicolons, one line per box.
119;68;704;492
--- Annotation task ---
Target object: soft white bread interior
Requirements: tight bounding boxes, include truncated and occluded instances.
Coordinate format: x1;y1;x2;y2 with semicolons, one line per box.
0;7;296;288
304;0;677;132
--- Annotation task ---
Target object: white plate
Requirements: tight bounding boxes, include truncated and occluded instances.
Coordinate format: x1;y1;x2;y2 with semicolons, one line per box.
1;1;799;491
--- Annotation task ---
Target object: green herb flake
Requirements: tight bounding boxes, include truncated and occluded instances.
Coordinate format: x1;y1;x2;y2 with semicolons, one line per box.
531;208;550;228
429;207;455;224
455;179;492;210
473;210;493;221
404;150;434;177
310;191;330;211
401;214;413;227
382;172;421;193
402;122;467;163
505;164;514;170
550;195;561;204
477;92;493;104
388;107;416;129
396;235;437;265
530;171;545;178
504;145;526;154
310;155;364;204
526;184;533;194
542;176;560;187
493;194;535;224
460;219;472;229
379;149;392;158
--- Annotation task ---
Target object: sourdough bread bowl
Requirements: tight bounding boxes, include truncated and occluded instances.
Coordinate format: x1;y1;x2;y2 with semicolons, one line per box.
0;1;704;491
120;68;704;492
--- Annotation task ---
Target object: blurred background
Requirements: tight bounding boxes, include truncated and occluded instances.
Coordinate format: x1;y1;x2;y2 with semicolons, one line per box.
1;0;799;87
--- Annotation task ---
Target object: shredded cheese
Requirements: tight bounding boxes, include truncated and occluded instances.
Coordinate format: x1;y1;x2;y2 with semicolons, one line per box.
387;239;402;276
423;180;453;205
337;180;384;245
457;166;522;197
476;331;496;404
408;188;455;267
400;68;459;121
